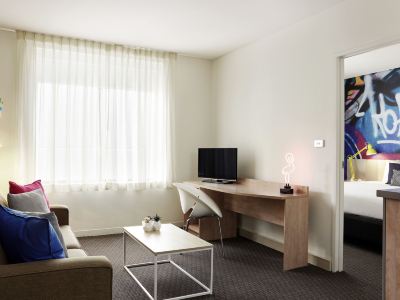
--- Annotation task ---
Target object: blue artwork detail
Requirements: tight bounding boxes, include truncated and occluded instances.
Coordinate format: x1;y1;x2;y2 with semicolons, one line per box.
345;68;400;159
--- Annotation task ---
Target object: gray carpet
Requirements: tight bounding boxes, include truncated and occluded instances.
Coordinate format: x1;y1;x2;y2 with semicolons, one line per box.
79;234;381;299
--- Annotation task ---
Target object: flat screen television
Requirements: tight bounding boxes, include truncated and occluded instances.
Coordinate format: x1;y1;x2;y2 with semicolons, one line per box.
198;148;237;183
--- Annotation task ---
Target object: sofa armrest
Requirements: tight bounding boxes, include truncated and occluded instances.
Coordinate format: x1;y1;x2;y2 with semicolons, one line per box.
50;204;69;226
0;256;112;300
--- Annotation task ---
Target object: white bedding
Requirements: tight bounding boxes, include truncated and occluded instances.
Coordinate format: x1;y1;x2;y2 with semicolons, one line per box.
344;181;397;220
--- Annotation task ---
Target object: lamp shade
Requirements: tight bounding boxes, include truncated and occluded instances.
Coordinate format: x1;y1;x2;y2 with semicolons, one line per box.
366;143;377;156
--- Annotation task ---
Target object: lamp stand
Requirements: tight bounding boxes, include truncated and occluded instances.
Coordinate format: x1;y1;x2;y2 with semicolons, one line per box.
348;156;356;181
280;183;293;194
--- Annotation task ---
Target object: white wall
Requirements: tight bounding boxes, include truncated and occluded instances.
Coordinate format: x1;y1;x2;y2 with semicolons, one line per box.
212;0;400;268
175;55;216;181
345;42;400;79
0;31;214;234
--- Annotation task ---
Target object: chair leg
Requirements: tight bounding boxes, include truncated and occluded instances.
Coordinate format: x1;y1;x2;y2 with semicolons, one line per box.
185;217;191;231
217;217;224;257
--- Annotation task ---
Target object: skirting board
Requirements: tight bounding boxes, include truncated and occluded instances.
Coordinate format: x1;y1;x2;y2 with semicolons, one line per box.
239;228;331;271
75;227;123;237
74;220;184;238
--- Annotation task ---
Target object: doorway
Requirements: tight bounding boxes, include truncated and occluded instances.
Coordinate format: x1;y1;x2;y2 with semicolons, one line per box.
335;43;400;295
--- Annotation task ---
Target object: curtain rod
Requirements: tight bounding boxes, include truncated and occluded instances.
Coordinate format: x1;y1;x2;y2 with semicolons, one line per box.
0;27;16;32
1;27;167;52
0;26;212;60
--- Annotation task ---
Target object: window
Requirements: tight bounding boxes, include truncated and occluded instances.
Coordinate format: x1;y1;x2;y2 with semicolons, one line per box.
17;32;175;191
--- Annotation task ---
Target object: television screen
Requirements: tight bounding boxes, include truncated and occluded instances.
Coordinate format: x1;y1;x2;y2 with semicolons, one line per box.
198;148;237;181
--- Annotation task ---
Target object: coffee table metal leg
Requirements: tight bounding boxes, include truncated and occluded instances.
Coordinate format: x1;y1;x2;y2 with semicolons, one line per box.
210;248;214;294
123;232;126;265
123;229;213;300
154;255;158;300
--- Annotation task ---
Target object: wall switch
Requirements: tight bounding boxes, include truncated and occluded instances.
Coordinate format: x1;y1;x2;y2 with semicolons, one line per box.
314;139;325;148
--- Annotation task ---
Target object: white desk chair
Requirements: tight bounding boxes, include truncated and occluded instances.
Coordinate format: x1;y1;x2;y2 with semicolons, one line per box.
174;182;224;255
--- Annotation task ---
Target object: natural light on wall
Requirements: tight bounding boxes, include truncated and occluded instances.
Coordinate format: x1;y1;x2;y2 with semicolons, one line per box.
17;31;175;192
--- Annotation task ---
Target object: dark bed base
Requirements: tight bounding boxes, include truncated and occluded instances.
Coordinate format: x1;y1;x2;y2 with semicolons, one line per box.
344;213;382;253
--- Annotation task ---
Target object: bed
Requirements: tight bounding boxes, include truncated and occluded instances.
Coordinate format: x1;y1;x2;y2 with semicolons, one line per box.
344;180;396;250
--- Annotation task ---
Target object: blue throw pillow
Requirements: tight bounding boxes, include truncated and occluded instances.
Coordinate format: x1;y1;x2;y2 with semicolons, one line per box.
0;205;65;263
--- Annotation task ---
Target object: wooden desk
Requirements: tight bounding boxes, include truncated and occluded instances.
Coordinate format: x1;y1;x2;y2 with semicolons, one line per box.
377;188;400;300
184;178;309;271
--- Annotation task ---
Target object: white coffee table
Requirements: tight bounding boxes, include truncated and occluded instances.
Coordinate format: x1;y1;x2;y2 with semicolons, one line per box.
123;224;214;300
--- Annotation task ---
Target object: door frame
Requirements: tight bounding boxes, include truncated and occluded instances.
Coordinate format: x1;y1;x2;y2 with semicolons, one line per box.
333;36;400;272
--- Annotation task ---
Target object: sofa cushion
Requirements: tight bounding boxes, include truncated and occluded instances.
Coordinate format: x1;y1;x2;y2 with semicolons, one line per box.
0;206;65;263
8;189;50;213
67;248;87;258
60;225;81;249
9;180;50;207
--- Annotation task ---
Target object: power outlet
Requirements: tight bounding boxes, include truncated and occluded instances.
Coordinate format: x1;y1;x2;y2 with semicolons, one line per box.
314;139;325;148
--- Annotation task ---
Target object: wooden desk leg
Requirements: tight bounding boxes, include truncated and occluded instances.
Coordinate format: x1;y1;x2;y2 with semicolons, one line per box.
283;197;309;271
384;198;400;300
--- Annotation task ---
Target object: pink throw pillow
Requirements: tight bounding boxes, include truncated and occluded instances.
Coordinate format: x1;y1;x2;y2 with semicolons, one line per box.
9;180;50;208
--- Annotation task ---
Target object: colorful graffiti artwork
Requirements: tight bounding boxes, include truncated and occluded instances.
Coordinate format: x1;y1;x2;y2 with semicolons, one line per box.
345;68;400;160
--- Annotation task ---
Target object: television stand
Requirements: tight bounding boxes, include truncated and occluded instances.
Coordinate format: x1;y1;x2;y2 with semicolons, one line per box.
201;178;235;184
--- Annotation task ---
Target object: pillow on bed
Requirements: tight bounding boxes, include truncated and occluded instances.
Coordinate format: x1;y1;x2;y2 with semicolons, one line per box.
383;161;400;183
391;169;400;186
386;163;400;184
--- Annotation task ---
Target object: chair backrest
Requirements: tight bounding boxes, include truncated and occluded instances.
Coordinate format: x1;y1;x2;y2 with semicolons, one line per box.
173;182;222;218
173;183;197;214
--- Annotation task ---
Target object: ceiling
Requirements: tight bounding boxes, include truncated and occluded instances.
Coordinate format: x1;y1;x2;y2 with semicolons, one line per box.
0;0;343;59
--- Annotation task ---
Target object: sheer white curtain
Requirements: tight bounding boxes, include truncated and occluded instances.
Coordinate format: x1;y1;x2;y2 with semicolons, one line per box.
17;31;175;192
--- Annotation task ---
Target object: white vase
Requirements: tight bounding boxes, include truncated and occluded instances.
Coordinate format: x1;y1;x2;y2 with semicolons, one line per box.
153;221;161;231
142;221;154;232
